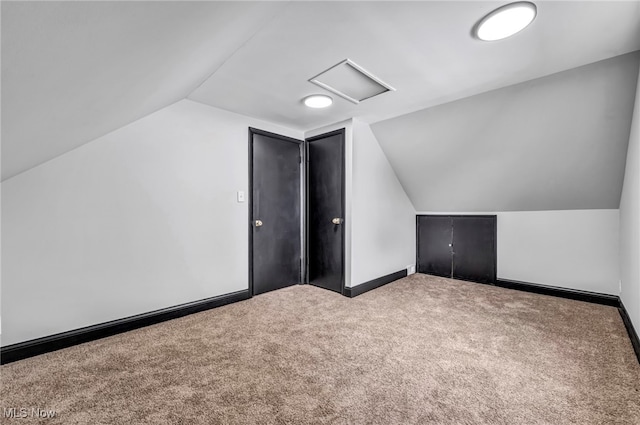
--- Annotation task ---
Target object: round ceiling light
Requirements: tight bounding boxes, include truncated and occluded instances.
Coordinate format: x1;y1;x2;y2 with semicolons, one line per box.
474;2;537;41
303;94;333;108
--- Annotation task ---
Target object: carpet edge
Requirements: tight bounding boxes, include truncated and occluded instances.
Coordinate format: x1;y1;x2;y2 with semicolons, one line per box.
0;289;250;365
343;269;408;298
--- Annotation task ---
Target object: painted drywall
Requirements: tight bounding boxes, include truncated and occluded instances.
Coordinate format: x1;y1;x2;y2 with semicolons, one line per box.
1;99;302;346
1;1;285;180
497;210;620;295
620;66;640;332
305;120;354;288
5;2;640;181
350;120;415;286
372;52;640;212
190;1;640;133
417;210;620;295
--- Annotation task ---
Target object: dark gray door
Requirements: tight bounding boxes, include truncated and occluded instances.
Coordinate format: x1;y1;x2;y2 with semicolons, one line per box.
416;215;497;284
250;128;302;295
452;216;496;284
307;129;345;293
417;215;453;277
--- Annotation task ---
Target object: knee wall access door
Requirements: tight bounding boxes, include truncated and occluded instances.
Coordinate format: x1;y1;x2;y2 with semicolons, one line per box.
417;215;496;284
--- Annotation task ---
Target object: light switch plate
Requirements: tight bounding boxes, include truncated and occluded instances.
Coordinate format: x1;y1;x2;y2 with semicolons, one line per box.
237;191;245;203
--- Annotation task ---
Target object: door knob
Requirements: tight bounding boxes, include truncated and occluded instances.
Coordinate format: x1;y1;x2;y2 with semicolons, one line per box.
255;220;263;227
332;218;343;225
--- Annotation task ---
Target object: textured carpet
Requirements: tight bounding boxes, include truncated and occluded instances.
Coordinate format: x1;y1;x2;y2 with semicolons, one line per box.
1;273;639;424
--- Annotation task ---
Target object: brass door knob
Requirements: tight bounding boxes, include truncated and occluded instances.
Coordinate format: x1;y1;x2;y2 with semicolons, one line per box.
332;218;343;225
255;220;263;227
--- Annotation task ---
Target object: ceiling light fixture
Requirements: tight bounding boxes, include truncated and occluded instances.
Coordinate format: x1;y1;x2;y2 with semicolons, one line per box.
474;2;537;41
303;94;333;108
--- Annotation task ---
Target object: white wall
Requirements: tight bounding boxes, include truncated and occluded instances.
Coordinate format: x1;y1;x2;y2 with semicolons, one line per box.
498;210;619;294
417;210;620;295
350;120;415;286
620;67;640;331
1;99;302;346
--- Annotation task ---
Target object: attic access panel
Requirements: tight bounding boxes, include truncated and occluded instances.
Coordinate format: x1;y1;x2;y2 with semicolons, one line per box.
309;59;395;104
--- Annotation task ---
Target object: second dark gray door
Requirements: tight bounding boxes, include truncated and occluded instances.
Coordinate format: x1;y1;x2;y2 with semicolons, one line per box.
452;216;496;284
250;128;302;295
307;129;345;294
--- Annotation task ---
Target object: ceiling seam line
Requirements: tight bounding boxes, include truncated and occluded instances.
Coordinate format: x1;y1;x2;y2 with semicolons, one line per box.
0;97;186;183
185;1;293;100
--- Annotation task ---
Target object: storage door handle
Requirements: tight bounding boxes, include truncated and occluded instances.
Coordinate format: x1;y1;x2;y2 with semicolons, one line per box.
332;218;343;225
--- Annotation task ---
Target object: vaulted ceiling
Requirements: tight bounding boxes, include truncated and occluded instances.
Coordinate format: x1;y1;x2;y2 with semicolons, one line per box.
189;1;640;130
1;1;287;180
371;52;640;212
3;1;640;214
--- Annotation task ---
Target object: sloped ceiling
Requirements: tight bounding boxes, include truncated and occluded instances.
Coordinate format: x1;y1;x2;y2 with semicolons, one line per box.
371;52;640;212
3;1;640;191
1;1;284;180
190;1;640;131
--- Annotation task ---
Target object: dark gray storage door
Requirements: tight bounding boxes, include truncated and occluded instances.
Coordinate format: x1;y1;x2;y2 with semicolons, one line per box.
451;216;496;284
417;216;453;278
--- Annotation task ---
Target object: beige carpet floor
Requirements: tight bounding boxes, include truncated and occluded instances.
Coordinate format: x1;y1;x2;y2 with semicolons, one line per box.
1;273;639;424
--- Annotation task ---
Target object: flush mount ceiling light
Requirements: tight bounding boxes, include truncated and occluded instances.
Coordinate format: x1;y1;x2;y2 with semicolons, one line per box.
303;94;333;108
474;2;537;41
